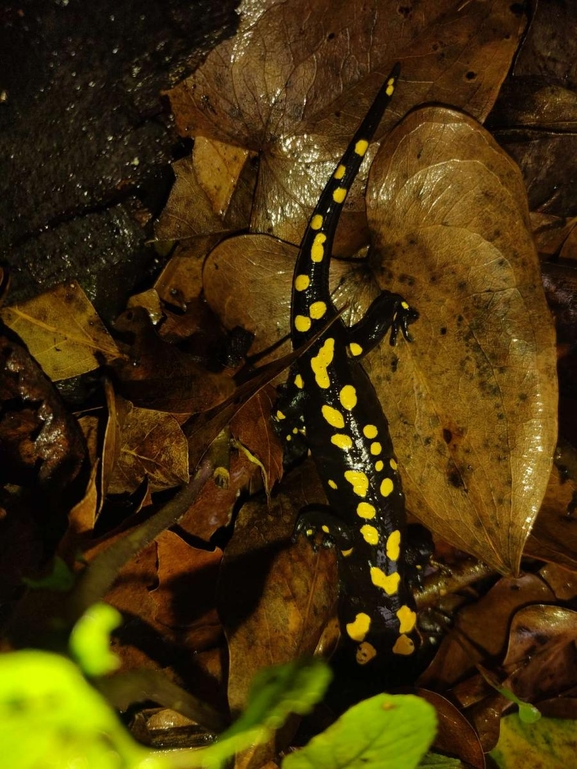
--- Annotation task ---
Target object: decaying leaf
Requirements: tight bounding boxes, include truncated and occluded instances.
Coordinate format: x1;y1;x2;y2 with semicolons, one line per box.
502;604;577;702
203;234;356;355
154;138;255;243
168;0;525;247
153;241;208;308
416;689;485;769
153;531;222;643
365;107;558;574
177;451;259;542
531;213;577;257
114;306;235;414
219;463;338;716
108;397;189;494
230;385;283;494
0;325;86;507
420;573;555;693
526;448;577;570
1;282;122;381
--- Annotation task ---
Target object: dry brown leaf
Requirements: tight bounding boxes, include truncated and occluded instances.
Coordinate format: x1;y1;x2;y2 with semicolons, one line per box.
101;378;123;502
58;463;99;562
502;604;577;702
419;574;555;692
108;398;189;494
219;463;337;716
127;289;164;325
230;385;284;493
526;445;577;570
203;234;354;355
531;213;577;257
154;241;211;307
114;306;235;415
169;0;525;246
490;79;577;132
365;106;558;574
178;452;258;542
153;531;222;645
0;325;86;504
154;140;254;243
416;689;485;769
1;281;122;381
194;137;252;218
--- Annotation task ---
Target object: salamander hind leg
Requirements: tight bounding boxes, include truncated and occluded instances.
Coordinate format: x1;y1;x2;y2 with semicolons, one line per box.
293;505;356;552
272;369;309;465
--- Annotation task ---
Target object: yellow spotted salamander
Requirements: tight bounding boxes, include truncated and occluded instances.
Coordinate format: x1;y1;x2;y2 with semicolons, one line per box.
273;64;424;669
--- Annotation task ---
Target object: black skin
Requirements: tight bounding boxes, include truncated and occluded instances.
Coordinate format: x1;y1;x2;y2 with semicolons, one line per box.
273;64;432;672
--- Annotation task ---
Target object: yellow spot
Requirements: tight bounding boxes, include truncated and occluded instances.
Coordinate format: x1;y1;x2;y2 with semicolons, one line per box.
344;470;369;498
360;524;379;545
386;78;395;97
355;139;369;156
332;187;347;204
310;301;327;320
276;410;286;420
380;477;394;497
321;525;330;534
294;274;310;292
363;424;378;439
341;548;353;557
310;338;335;388
370;567;400;595
340;384;357;411
295;315;311;333
346;612;371;642
375;460;384;472
331;434;353;450
311;214;323;230
393;634;416;656
356;641;377;665
322;404;344;428
294;374;304;389
390;458;398;470
386;529;401;561
397;605;417;634
349;342;363;357
334;164;346;180
311;232;327;262
292;427;298;434
328;479;338;490
401;301;409;310
357;502;376;519
286;434;292;441
370;442;382;456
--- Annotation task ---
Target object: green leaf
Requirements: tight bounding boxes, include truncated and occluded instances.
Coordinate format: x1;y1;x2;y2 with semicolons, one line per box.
195;657;332;768
282;693;437;769
475;666;541;724
0;650;167;769
490;712;576;768
22;556;76;591
69;602;122;676
418;752;463;767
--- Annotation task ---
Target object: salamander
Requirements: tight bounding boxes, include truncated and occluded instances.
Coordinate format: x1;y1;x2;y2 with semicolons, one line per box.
273;64;423;668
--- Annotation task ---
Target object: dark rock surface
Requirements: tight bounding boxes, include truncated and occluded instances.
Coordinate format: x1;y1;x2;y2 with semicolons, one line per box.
1;0;238;319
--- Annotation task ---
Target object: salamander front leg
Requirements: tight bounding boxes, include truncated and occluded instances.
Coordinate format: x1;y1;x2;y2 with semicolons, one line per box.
293;505;356;553
346;291;419;359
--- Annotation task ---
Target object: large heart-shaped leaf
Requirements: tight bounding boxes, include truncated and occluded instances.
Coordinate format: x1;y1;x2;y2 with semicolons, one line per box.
365;107;558;574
